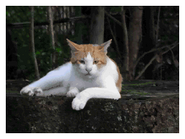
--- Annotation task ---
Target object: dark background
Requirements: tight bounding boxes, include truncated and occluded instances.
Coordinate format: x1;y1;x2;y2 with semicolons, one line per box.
6;6;179;82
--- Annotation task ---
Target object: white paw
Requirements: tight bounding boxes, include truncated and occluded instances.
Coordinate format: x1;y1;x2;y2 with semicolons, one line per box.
20;87;43;96
20;87;34;96
33;87;44;96
72;93;88;111
66;87;79;97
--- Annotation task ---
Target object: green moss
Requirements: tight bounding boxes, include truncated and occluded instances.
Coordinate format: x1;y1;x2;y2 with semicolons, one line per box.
121;89;151;96
6;89;19;94
129;91;151;95
122;82;155;87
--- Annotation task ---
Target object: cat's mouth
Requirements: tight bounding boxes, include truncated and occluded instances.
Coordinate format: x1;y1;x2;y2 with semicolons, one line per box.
85;73;91;76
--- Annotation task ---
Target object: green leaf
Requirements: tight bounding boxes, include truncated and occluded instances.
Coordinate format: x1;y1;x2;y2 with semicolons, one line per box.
6;11;9;16
109;6;122;13
55;47;62;52
35;51;40;55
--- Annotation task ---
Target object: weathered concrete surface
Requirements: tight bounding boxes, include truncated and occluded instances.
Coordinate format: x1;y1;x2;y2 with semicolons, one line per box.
6;93;179;133
6;80;179;133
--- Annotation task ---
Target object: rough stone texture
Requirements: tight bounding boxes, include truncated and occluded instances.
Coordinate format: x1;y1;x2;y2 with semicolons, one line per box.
6;80;179;133
6;93;179;133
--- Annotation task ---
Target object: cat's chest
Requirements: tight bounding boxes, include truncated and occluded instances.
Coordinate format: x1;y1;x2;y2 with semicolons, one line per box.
69;76;101;91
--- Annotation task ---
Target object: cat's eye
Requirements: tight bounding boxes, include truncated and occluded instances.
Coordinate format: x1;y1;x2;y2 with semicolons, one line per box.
94;60;99;64
79;60;85;64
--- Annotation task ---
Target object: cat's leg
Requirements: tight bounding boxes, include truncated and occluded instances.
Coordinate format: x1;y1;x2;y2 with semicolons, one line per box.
36;86;68;96
66;87;80;97
20;62;71;96
72;77;121;110
72;88;120;110
20;72;65;96
20;86;43;96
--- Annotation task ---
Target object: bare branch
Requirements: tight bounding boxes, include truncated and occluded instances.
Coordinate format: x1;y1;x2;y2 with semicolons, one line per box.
106;16;121;57
135;55;157;80
135;42;178;80
121;6;129;80
48;6;56;69
156;6;161;42
105;10;122;28
162;42;178;55
7;15;89;28
134;41;178;69
167;45;179;68
30;6;40;79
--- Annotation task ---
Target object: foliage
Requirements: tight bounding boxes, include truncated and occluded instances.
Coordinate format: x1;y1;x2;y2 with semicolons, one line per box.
107;6;122;13
7;6;73;80
6;6;179;81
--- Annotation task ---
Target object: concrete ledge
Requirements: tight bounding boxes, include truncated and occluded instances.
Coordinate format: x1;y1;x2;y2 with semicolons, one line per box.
6;93;179;133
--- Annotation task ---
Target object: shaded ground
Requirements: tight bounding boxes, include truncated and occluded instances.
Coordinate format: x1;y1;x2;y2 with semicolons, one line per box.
6;80;179;133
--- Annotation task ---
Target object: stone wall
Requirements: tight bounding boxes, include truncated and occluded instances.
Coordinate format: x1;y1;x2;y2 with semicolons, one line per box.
6;93;179;133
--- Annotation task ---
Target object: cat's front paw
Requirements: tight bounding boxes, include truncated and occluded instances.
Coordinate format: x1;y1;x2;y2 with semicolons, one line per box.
33;88;44;96
66;87;79;97
20;87;34;96
72;93;88;111
20;87;43;96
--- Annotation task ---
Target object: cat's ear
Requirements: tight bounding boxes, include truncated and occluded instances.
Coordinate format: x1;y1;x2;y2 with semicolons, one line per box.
100;39;112;53
66;39;80;52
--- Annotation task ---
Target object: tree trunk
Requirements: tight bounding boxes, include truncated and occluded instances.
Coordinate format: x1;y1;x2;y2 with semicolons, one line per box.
121;7;129;81
142;7;156;79
128;7;143;80
6;27;18;79
30;6;40;79
90;7;104;44
48;6;56;69
74;7;83;43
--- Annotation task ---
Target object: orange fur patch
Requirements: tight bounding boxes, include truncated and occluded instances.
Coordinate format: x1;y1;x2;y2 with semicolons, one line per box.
110;58;123;93
67;39;122;93
69;43;107;67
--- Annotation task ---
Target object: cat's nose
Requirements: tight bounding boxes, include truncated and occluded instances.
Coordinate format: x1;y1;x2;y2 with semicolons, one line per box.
86;68;92;73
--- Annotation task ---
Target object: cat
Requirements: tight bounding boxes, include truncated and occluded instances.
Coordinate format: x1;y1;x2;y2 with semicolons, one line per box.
20;39;122;111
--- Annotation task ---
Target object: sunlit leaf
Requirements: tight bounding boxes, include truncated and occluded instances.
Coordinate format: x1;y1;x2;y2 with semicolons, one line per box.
166;58;171;65
35;51;40;55
55;47;62;52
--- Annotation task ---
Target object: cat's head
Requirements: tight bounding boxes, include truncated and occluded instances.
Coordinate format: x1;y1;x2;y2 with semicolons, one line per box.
67;39;112;78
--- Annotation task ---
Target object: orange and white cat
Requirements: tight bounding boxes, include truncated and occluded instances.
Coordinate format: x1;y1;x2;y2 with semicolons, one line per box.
20;39;122;110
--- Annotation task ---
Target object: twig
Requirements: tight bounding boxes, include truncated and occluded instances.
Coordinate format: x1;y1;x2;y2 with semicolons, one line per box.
162;42;178;55
105;10;122;28
135;42;178;80
134;41;178;69
48;6;56;69
106;16;121;57
156;6;161;42
167;45;179;68
30;6;40;79
7;15;89;28
121;6;129;80
135;55;157;80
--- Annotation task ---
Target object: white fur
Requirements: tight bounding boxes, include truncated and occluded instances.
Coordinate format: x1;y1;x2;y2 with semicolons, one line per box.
20;53;121;111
